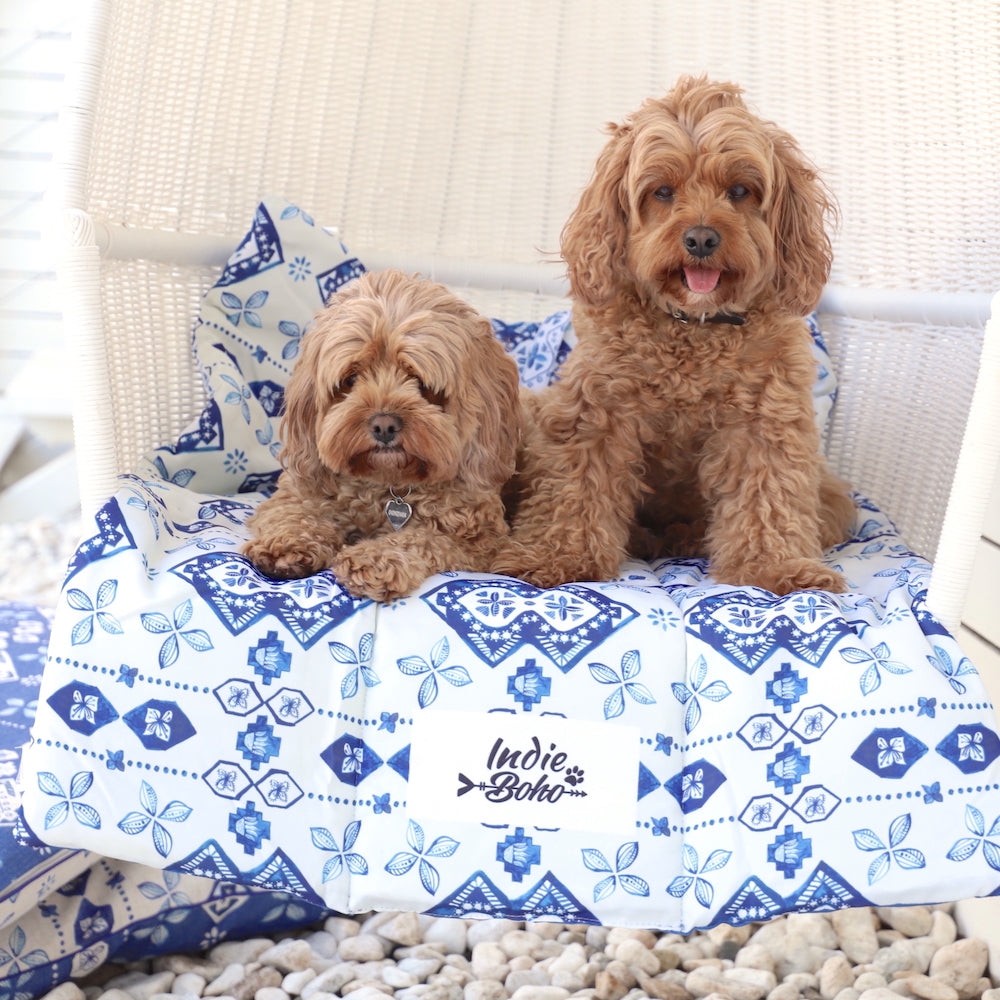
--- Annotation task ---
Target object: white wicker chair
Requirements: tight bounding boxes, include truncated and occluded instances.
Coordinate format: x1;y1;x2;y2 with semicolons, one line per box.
44;0;1000;941
54;0;1000;635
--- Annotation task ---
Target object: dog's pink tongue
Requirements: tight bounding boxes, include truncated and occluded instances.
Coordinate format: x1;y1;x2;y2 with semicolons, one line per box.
684;267;722;294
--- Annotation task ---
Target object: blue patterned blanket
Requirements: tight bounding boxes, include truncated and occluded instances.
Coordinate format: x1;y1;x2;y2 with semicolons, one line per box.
14;200;1000;932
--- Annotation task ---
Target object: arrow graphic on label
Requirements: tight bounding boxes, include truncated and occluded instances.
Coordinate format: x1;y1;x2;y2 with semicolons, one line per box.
456;772;482;796
456;772;588;800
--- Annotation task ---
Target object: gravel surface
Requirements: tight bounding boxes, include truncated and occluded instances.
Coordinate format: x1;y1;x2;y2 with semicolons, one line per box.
60;907;997;1000
2;518;997;1000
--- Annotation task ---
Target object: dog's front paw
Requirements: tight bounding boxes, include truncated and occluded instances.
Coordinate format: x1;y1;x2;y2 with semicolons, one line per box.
331;544;425;603
492;539;616;589
492;550;566;589
505;563;575;590
242;539;331;580
718;558;846;596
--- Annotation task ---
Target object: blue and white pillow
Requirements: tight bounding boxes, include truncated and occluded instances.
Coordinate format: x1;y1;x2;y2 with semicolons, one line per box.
145;202;363;497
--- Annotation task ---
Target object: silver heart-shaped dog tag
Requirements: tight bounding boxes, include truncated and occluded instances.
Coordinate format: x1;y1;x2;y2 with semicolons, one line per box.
385;497;413;531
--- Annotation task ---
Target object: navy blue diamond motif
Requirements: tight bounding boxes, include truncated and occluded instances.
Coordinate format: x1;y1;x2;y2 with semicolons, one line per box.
248;630;292;685
321;732;384;786
663;758;726;813
228;799;270;855
852;727;928;779
123;699;196;750
47;682;119;736
508;659;551;711
766;663;807;714
768;823;812;879
936;723;1000;774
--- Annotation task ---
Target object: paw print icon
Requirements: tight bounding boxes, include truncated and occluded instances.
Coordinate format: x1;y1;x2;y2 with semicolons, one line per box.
564;766;585;787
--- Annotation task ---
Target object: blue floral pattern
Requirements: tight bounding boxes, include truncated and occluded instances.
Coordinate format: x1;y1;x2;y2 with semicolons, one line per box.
15;199;1000;939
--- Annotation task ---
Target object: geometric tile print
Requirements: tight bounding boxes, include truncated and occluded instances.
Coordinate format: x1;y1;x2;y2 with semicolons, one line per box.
426;868;600;923
169;838;325;907
716;863;872;926
170;552;366;648
422;579;639;672
63;497;137;586
217;202;283;288
684;590;852;674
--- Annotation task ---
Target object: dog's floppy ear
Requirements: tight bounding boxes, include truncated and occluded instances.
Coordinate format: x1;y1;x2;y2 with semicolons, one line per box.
561;123;635;307
278;278;368;482
457;320;523;491
277;307;339;483
768;132;836;315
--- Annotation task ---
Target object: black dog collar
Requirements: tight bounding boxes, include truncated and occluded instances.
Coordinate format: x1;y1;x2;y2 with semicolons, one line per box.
671;309;746;326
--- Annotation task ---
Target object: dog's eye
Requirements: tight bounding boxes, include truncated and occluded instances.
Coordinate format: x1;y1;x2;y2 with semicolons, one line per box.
339;373;358;391
417;380;447;408
727;184;750;202
653;185;675;202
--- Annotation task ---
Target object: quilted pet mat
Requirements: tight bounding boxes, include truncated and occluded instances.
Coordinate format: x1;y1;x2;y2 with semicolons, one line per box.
15;200;1000;933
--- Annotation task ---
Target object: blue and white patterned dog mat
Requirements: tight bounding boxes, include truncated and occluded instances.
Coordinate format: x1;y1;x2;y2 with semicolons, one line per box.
15;200;1000;932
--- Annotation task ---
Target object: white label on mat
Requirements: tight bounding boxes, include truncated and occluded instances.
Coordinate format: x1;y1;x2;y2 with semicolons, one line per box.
408;710;638;833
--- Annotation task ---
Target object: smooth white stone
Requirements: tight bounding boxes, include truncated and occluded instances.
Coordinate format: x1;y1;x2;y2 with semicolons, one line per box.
204;964;248;997
612;939;659;977
927;937;990;998
209;937;274;966
282;969;318;996
509;988;571;1000
172;972;208;996
424;918;469;955
463;980;509;1000
339;934;390;962
467;921;522;948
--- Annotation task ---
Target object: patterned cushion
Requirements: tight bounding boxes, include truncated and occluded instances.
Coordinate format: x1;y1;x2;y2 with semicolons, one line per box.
0;602;328;998
15;200;1000;936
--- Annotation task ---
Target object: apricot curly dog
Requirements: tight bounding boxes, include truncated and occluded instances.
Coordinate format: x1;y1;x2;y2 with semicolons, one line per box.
498;76;854;595
243;269;522;602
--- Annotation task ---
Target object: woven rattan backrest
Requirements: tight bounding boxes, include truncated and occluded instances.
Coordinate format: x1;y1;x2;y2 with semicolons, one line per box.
55;0;1000;625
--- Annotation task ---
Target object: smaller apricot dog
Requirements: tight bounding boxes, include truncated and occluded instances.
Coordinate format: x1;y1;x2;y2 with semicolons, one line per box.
498;76;854;595
242;269;522;602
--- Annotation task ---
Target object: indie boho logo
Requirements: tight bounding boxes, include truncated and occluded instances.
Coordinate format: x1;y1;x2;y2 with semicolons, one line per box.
456;734;587;804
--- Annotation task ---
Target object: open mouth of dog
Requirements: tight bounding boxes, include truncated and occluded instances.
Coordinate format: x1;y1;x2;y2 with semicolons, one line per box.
681;267;723;294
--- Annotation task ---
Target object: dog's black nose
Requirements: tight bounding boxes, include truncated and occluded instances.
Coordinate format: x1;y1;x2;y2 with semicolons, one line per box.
369;413;402;445
683;225;721;258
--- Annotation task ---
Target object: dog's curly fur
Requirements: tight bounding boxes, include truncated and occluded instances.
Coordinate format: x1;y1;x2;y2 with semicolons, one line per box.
497;76;855;595
242;269;522;602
